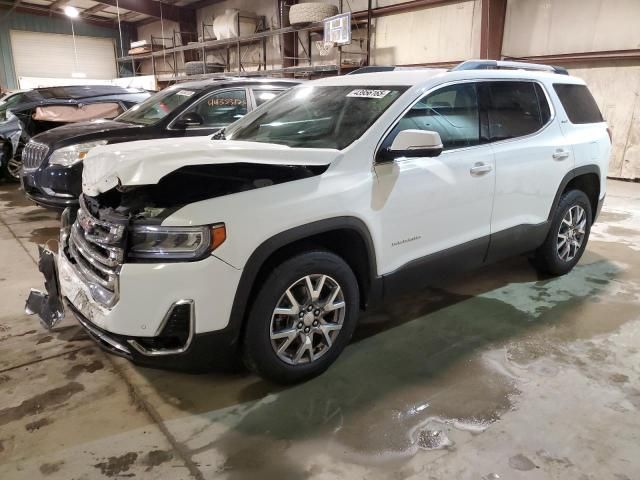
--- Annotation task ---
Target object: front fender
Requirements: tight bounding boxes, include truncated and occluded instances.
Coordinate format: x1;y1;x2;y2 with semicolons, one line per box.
224;216;379;345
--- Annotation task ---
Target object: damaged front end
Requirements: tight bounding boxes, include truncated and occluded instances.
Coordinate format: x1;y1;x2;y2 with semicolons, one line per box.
25;155;329;359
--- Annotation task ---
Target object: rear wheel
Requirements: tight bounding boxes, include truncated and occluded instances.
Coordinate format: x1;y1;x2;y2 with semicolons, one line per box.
533;189;592;276
242;250;359;384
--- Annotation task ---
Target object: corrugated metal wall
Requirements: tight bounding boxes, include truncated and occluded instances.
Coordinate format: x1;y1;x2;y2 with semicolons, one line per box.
0;8;132;89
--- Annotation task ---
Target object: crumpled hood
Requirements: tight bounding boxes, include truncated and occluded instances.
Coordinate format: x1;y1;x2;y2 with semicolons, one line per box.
82;136;340;196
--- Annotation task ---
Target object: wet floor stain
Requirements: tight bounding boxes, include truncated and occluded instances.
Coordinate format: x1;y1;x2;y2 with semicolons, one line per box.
0;382;84;427
27;227;60;245
39;460;64;475
144;243;640;479
93;452;138;477
607;225;640;238
0;184;33;208
597;210;631;223
65;360;104;380
142;449;173;471
509;453;537;471
25;417;52;432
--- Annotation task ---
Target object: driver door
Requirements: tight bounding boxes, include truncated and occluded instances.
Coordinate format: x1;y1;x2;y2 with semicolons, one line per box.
372;82;495;291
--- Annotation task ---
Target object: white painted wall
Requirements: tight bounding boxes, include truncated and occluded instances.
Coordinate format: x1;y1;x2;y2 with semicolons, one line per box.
503;0;640;57
372;0;481;65
568;61;640;180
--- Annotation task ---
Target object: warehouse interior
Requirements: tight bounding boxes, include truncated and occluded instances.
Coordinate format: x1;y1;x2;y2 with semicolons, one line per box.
1;0;640;479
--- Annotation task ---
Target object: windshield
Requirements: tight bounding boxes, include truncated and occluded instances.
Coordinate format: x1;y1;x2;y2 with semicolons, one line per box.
226;85;408;149
116;87;201;125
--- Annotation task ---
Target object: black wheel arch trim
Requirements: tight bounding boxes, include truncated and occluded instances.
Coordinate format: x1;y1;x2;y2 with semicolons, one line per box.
225;216;378;346
548;164;601;222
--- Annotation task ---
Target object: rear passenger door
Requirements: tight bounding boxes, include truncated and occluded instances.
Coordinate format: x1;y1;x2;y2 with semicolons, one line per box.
485;80;574;258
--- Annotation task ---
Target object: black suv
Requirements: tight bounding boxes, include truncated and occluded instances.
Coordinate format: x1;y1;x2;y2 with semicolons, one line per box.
20;78;301;209
0;85;150;181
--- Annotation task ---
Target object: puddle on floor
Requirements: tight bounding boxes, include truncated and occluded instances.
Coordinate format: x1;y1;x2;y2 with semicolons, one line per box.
138;241;640;479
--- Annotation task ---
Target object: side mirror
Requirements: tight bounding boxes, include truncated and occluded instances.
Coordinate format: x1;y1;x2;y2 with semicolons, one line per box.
173;112;204;129
380;129;443;161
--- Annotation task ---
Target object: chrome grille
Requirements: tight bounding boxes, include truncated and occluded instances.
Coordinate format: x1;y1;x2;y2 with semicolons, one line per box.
21;141;49;170
66;196;126;307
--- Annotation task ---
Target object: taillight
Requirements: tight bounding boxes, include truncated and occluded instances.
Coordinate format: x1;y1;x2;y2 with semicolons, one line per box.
607;127;613;143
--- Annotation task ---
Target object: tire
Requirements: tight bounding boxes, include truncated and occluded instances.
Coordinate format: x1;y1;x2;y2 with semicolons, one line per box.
242;250;359;384
533;189;592;276
1;141;21;183
184;61;225;76
289;3;339;26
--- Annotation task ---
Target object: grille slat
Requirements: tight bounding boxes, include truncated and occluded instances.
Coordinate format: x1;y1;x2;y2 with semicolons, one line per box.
66;196;125;307
22;141;49;170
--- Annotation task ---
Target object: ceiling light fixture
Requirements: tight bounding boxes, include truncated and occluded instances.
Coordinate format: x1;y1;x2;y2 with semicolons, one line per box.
64;5;80;18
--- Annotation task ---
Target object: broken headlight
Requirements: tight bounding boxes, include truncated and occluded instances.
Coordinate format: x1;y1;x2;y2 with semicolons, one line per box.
128;224;226;261
49;140;108;167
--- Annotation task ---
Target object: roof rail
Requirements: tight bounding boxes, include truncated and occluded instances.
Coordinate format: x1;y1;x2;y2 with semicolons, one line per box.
451;59;569;76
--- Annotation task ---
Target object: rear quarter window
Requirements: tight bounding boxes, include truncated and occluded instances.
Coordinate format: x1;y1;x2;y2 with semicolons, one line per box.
553;84;603;124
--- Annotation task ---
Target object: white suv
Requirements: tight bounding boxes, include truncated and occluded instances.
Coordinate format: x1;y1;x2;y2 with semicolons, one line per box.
28;60;610;383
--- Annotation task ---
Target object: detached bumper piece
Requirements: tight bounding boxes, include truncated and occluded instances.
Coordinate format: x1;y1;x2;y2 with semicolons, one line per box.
25;247;64;329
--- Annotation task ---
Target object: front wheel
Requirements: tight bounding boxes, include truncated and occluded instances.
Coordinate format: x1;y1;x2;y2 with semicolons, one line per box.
533;189;592;276
1;141;23;182
242;250;359;384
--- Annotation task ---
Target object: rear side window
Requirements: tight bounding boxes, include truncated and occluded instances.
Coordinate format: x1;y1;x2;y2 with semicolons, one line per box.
553;84;603;124
486;81;549;141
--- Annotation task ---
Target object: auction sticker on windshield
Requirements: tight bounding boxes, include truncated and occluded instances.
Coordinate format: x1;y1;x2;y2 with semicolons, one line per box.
176;90;195;97
346;89;390;99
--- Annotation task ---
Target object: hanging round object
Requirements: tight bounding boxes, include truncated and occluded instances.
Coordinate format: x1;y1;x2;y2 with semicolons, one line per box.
212;9;258;40
289;3;338;27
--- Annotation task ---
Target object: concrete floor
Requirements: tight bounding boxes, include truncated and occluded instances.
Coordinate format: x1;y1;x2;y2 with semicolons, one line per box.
0;180;639;480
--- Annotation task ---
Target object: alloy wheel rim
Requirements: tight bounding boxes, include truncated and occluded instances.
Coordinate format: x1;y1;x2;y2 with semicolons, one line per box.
270;274;346;365
557;205;586;262
7;156;21;179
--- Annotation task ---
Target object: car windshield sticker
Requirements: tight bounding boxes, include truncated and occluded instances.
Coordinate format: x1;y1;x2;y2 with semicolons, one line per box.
176;90;195;97
346;89;390;99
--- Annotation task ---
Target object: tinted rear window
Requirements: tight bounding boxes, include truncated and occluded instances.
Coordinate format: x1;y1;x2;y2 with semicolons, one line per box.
486;81;549;141
553;84;603;124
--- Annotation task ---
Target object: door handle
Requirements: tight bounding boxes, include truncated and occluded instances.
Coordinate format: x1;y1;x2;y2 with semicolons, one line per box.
470;162;492;176
552;150;570;160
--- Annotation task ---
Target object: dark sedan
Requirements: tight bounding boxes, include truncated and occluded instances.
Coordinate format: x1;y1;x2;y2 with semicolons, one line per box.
20;77;300;209
0;85;150;181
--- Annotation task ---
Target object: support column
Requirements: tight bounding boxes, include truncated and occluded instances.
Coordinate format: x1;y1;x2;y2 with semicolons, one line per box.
480;0;507;60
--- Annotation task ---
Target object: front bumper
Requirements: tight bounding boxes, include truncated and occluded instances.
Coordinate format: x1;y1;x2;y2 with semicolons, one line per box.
21;163;81;209
26;230;244;370
65;300;241;371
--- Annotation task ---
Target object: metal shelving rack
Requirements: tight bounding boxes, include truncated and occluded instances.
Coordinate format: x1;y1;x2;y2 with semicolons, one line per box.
117;2;371;86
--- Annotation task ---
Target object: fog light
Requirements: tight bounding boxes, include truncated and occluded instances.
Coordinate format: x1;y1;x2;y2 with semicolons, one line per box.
128;300;194;355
